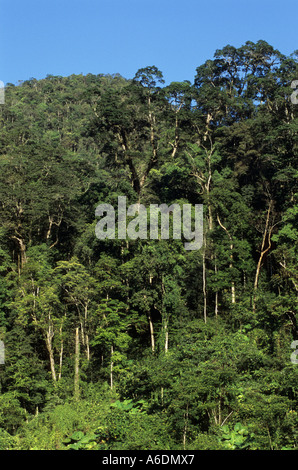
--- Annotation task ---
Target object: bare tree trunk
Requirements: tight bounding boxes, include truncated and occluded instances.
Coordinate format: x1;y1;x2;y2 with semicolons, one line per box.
46;205;63;249
164;319;168;353
46;324;57;382
46;215;54;241
148;95;158;164
148;276;155;352
84;304;90;361
171;112;180;158
74;327;80;400
183;404;189;450
58;324;63;381
12;235;27;274
253;201;276;312
187;141;215;324
202;231;207;323
148;312;155;352
214;258;218;317
217;215;236;304
161;277;169;352
110;345;114;390
85;335;90;361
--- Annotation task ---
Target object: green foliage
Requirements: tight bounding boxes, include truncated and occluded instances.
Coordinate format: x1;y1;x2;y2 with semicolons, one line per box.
219;423;255;450
66;430;99;450
0;393;26;433
0;41;297;450
0;428;16;450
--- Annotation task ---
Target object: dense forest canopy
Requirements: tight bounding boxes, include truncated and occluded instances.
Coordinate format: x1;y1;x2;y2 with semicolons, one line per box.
0;40;297;450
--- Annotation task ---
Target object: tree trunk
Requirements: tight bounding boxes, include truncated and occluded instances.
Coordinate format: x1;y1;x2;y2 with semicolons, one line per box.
183;404;189;450
202;230;207;323
164;319;168;353
217;215;235;304
12;235;27;274
74;327;80;400
253;201;275;312
171;113;179;158
110;345;114;390
148;312;155;352
84;303;90;360
214;257;218;316
85;335;90;361
46;324;57;382
58;324;63;381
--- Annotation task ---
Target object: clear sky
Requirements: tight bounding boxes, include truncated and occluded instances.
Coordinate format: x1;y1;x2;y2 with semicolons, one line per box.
1;0;297;86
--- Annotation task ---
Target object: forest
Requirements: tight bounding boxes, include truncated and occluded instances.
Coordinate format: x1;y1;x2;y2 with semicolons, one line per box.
0;40;297;450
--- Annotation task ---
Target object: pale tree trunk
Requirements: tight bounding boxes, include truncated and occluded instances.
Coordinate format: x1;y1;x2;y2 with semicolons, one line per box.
164;319;168;353
12;235;27;274
217;215;236;304
144;290;155;352
58;322;63;381
183;404;189;450
46;321;57;382
161;278;169;352
187;137;215;323
253;201;276;313
144;274;155;352
148;275;155;352
191;142;214;323
110;345;114;390
215;290;219;317
202;229;207;323
74;327;80;400
84;303;90;361
46;208;63;249
214;257;218;316
85;335;90;362
205;137;214;233
76;302;90;361
208;399;233;427
170;110;181;158
148;312;155;352
148;94;158;163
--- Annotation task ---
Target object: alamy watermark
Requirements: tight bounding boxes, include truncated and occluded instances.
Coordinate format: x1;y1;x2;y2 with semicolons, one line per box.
291;80;298;104
0;340;4;364
95;196;203;251
0;81;4;104
291;341;298;364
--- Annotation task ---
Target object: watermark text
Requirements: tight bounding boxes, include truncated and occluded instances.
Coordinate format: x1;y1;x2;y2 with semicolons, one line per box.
95;196;203;250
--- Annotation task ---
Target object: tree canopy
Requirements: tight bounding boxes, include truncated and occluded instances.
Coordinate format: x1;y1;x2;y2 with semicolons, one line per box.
0;40;297;450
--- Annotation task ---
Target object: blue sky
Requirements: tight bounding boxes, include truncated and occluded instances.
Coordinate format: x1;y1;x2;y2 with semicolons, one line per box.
1;0;297;86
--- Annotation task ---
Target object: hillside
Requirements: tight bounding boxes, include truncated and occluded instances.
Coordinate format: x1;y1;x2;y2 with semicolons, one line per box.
0;40;297;450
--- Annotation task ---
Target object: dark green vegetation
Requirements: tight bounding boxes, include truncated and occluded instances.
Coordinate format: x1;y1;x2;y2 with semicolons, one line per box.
0;40;297;450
